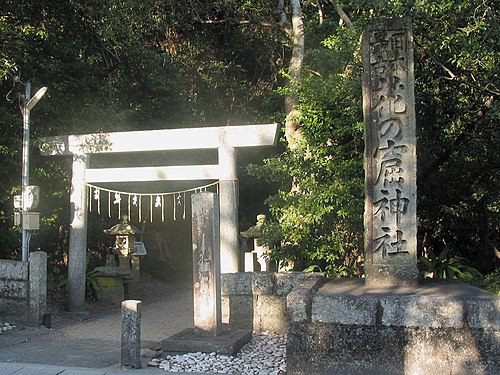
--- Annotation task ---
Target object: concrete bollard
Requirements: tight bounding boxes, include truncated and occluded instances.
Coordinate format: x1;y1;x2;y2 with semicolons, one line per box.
121;299;142;369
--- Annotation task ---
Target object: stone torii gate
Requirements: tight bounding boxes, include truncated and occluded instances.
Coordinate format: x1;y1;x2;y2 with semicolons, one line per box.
40;124;279;313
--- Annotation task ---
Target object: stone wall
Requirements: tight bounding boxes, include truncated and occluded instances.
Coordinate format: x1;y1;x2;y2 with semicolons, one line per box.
221;272;325;334
287;278;500;375
0;251;47;326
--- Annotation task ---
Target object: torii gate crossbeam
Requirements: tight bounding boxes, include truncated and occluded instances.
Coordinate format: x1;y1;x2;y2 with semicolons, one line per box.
40;124;279;313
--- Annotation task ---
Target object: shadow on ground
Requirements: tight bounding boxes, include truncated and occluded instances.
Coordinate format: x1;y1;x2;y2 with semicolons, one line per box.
0;275;193;368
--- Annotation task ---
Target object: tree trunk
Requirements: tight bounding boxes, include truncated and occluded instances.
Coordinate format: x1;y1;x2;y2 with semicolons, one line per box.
331;0;354;28
279;0;305;152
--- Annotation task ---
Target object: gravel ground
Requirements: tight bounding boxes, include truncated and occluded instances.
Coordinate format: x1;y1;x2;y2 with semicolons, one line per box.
0;322;15;333
151;331;286;374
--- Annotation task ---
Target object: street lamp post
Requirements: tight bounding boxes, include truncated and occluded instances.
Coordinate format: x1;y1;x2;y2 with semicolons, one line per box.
21;82;47;262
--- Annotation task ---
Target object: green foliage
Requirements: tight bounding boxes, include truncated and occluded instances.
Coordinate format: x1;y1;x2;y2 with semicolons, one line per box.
249;22;365;277
483;270;500;296
0;0;282;259
418;244;484;284
0;0;497;283
413;0;499;273
251;0;498;278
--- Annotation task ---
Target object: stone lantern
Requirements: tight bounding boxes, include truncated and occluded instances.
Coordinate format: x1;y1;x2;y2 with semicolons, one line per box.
90;215;145;303
240;214;275;272
104;215;140;276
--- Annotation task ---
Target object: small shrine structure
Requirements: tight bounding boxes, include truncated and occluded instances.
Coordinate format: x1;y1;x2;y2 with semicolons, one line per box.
240;214;274;272
39;124;279;313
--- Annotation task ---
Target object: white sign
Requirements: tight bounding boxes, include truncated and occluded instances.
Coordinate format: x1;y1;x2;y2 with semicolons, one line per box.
133;242;147;256
24;185;40;210
14;195;22;209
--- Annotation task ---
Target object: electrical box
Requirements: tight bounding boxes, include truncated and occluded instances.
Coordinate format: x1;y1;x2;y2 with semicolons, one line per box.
23;212;40;230
14;212;21;226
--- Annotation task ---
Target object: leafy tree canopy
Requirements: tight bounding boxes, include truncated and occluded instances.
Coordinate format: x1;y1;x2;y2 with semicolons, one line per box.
249;0;499;277
0;1;497;284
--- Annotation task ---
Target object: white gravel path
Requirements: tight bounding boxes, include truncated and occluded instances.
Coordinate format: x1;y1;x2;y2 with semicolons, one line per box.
149;331;286;375
0;322;15;333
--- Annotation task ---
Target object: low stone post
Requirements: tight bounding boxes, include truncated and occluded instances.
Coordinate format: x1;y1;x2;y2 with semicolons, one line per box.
121;299;142;369
28;251;47;326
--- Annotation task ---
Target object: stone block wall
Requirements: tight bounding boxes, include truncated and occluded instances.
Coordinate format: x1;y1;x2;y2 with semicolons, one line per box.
0;251;47;326
287;278;500;375
221;272;325;334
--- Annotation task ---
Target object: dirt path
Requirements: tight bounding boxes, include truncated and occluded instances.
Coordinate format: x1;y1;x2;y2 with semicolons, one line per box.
0;275;194;368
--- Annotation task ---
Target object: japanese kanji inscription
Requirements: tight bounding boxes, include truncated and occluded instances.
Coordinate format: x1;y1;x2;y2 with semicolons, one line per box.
362;19;418;286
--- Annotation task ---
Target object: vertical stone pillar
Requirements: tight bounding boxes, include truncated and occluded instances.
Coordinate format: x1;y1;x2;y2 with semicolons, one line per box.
121;299;142;369
192;192;222;336
362;18;418;286
218;144;239;273
28;251;47;326
68;153;89;312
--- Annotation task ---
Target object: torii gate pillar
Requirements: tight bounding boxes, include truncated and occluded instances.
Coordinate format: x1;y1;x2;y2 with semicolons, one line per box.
218;145;239;273
68;153;89;313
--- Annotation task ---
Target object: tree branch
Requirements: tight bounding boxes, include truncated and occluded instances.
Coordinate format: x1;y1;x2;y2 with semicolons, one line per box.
416;39;500;96
200;18;279;28
330;0;354;29
277;0;288;24
316;1;325;24
277;0;293;38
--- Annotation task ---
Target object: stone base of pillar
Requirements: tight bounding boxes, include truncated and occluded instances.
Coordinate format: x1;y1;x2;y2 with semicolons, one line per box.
287;278;499;375
161;328;252;356
365;264;419;287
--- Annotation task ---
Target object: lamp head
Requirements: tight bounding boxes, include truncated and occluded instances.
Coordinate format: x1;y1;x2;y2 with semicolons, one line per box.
25;87;47;111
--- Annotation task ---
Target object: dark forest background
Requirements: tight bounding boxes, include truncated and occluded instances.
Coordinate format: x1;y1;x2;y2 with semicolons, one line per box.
0;1;498;291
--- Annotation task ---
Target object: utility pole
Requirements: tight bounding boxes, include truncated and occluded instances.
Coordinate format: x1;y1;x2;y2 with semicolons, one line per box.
20;81;47;261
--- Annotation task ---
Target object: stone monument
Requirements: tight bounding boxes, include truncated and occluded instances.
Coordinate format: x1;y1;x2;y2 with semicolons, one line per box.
362;17;418;286
191;192;222;335
161;192;252;355
121;299;142;369
285;18;499;375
